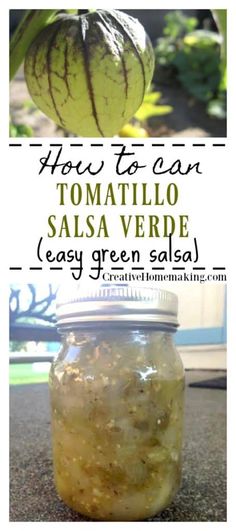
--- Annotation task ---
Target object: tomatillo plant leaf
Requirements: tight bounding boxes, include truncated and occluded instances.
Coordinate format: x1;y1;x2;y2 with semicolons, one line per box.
10;9;58;81
135;102;173;121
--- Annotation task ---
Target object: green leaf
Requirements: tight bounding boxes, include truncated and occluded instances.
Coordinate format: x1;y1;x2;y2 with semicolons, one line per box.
184;30;222;48
9;122;33;137
207;98;226;119
10;9;58;80
119;123;149;138
135;102;173;121
163;11;197;39
143;92;162;104
219;67;227;91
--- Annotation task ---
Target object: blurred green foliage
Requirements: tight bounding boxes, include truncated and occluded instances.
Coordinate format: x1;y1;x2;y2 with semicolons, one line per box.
9;121;33;137
173;31;222;102
154;11;226;119
155;11;198;67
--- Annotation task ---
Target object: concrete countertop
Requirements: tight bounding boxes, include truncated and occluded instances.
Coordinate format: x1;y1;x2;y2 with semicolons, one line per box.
10;370;226;522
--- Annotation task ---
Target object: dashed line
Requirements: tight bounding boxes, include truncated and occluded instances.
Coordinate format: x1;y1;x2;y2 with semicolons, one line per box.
152;143;165;147
172;144;185;147
29;143;42;147
131;144;144;147
49;143;62;147
9;143;22;147
70;143;83;147
111;143;124;147
8;142;227;148
9;266;227;271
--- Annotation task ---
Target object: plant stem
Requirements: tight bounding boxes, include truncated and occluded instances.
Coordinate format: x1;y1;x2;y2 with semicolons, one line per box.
212;10;227;90
10;9;58;81
212;9;226;64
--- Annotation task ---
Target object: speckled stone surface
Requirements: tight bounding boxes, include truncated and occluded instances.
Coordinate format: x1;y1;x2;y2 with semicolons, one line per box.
10;371;226;522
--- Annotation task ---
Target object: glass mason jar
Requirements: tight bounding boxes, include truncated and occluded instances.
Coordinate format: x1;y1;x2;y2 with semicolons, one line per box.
49;285;185;521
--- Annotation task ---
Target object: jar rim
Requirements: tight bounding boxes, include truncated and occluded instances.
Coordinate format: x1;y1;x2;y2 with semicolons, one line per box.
56;284;179;328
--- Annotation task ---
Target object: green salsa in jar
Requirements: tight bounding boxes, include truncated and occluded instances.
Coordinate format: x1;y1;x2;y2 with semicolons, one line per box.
49;285;185;521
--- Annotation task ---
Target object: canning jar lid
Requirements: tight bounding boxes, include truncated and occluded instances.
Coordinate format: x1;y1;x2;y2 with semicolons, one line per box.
56;284;179;328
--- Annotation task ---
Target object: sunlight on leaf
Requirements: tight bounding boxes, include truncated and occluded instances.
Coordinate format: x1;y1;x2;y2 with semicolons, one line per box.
184;30;222;48
143;92;162;104
119;123;149;138
135;103;173;121
207;98;226;119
